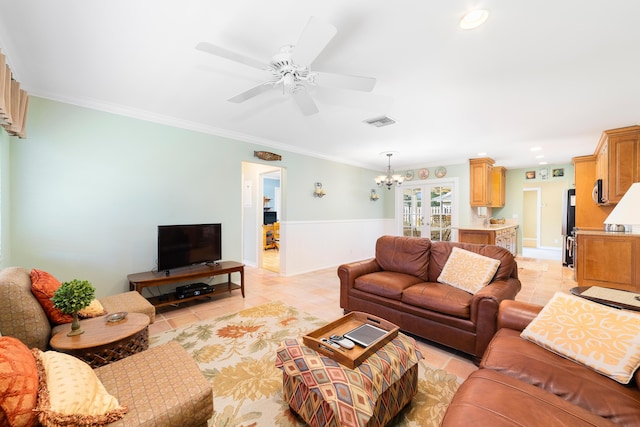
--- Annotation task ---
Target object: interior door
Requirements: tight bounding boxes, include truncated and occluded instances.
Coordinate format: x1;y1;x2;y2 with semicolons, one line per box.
401;186;423;237
398;180;456;242
428;183;453;242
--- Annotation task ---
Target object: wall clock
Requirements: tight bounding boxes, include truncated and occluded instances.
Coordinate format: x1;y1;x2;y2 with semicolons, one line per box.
434;167;447;178
418;168;429;180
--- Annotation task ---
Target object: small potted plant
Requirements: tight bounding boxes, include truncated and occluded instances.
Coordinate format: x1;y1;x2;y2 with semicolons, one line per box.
52;279;96;336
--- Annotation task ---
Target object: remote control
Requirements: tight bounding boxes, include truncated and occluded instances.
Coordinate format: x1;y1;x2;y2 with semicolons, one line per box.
321;338;341;349
330;335;355;350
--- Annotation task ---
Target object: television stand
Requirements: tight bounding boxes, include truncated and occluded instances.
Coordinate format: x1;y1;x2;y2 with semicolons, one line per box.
127;261;244;308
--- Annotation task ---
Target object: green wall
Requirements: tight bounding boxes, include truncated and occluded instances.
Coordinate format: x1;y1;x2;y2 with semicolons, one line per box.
4;95;575;293
7;97;391;295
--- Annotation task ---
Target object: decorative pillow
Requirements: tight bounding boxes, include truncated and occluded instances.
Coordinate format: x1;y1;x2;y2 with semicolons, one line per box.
437;247;501;294
521;292;640;384
0;336;39;427
30;270;73;325
78;299;107;319
32;349;127;426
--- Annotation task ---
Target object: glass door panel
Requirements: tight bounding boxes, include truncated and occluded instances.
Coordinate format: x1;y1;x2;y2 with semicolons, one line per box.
428;184;452;242
402;187;423;237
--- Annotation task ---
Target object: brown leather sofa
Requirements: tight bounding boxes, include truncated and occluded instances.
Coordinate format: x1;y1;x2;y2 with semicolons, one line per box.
337;236;521;360
441;300;640;426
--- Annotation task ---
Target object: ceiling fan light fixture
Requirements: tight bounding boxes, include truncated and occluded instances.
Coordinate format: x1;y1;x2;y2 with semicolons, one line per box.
460;9;489;30
283;73;295;87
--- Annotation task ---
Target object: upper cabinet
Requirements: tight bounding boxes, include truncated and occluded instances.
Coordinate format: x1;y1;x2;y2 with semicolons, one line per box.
469;157;494;206
470;157;505;207
594;126;640;205
490;166;506;208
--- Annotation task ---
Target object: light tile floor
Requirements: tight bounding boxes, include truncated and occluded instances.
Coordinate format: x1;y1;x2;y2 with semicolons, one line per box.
149;256;576;380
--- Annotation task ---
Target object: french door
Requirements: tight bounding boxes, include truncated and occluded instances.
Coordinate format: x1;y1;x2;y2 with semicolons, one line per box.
397;179;457;242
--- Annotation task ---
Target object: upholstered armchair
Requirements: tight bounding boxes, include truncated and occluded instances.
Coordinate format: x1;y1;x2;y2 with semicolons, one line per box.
0;267;213;426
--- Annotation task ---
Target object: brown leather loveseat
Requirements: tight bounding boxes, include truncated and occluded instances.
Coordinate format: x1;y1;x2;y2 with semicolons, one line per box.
338;236;521;360
441;300;640;426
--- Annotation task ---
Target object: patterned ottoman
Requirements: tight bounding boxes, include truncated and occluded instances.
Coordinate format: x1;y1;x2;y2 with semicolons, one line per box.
276;333;422;427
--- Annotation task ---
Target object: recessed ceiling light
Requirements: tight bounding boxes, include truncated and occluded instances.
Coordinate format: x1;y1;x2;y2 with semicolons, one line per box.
530;147;542;152
477;152;487;156
460;9;489;30
539;161;548;165
536;155;544;159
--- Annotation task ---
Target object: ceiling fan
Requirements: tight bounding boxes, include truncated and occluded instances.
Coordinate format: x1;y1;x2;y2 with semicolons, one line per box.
196;16;377;116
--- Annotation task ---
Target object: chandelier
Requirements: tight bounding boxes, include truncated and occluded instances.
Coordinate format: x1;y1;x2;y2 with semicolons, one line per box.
375;153;404;190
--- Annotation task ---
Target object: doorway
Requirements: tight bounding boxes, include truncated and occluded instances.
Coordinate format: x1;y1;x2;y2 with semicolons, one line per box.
397;179;458;241
261;171;280;273
522;188;540;248
241;162;282;274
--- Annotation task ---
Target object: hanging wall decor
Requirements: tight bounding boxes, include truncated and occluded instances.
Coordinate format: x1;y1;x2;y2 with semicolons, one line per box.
254;151;282;161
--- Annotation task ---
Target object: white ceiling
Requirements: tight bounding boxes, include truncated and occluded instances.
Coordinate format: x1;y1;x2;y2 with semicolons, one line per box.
1;1;639;171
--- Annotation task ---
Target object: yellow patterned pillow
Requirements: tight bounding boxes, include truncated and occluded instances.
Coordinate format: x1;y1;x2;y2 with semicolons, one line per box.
32;349;127;426
521;292;640;384
78;299;107;318
437;247;501;294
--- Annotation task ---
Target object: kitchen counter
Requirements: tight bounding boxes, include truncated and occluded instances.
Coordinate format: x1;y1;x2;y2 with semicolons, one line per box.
575;229;635;236
455;224;518;231
456;225;518;255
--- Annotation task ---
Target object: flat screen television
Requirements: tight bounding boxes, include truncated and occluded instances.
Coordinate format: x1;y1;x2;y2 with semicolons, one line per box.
264;211;277;225
157;223;221;272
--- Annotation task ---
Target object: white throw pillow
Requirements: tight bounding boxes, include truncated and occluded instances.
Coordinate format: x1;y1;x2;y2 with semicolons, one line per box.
437;247;501;294
521;292;640;384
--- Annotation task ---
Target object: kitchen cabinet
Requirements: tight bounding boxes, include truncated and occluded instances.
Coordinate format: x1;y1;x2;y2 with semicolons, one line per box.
594;126;640;205
575;231;640;292
457;225;518;256
572;155;612;229
490;166;506;208
469;157;495;207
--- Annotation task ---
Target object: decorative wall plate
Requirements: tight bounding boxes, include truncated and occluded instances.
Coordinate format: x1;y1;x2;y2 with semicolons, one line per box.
434;167;447;178
404;170;414;180
418;168;429;180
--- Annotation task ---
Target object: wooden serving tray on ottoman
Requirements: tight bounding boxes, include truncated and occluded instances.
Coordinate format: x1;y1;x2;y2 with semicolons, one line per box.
303;312;399;368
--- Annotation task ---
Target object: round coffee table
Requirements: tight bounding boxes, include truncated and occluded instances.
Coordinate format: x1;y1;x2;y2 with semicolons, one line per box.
50;312;150;368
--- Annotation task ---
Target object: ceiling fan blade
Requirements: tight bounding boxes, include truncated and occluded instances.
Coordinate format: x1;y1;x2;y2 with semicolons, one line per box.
293;89;319;115
196;42;268;70
228;83;274;103
292;17;337;66
314;71;376;92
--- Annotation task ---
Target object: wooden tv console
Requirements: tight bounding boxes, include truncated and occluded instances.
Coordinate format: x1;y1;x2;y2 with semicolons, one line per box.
127;261;245;308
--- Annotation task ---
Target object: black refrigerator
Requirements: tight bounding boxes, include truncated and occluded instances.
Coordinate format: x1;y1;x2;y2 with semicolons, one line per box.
561;189;576;267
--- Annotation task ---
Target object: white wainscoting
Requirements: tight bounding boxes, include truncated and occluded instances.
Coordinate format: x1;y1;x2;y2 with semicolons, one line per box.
279;218;396;276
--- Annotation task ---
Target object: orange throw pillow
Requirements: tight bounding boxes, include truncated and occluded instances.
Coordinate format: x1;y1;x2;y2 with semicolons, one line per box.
30;269;73;325
0;337;39;427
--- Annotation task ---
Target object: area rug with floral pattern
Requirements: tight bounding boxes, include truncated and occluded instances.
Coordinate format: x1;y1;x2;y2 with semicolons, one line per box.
150;301;462;427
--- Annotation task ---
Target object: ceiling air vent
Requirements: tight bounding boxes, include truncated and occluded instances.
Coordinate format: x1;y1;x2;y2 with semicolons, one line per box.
364;115;397;128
